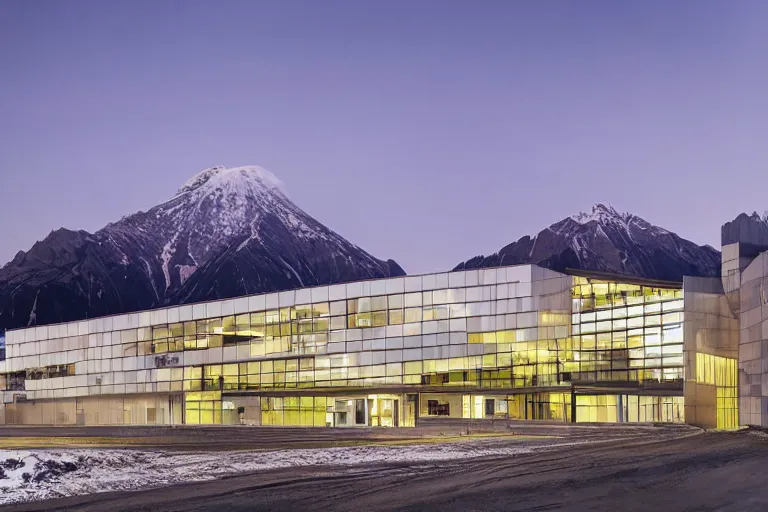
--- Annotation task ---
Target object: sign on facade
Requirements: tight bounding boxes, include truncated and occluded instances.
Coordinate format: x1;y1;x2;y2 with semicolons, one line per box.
154;355;180;368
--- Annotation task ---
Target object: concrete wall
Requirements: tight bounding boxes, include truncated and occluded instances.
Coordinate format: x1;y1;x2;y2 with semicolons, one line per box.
683;276;739;429
738;253;768;426
720;213;768;427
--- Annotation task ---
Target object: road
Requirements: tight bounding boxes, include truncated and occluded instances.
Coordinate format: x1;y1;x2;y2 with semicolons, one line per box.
0;422;663;450
4;427;768;512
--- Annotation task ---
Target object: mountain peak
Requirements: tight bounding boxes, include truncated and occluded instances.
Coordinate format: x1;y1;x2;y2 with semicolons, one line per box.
571;203;628;225
455;204;720;282
0;163;404;330
175;165;285;197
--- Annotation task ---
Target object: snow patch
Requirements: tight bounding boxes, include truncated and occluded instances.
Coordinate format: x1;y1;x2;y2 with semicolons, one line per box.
139;257;160;301
27;291;39;326
0;438;592;505
160;235;178;290
177;264;197;285
236;215;263;252
572;203;626;225
175;165;285;197
571;236;582;254
277;255;305;286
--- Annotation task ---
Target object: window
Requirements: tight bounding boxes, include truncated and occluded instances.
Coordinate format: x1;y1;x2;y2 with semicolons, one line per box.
389;309;404;325
427;399;450;416
7;371;26;390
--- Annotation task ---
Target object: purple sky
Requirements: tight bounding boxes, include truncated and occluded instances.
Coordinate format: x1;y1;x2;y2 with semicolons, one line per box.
2;1;767;274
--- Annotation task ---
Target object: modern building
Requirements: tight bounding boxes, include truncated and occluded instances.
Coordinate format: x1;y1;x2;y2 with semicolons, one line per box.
721;214;768;427
0;252;746;429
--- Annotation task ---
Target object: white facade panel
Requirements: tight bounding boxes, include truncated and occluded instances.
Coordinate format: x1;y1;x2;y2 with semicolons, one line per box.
0;263;590;425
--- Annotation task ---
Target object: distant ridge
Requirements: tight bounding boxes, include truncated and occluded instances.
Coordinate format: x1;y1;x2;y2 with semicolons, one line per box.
454;203;721;282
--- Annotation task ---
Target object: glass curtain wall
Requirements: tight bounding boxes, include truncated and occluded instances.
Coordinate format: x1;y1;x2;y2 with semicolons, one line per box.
570;277;685;384
147;291;573;395
696;353;738;429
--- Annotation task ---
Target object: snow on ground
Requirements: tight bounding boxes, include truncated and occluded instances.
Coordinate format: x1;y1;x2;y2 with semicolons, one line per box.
0;437;579;505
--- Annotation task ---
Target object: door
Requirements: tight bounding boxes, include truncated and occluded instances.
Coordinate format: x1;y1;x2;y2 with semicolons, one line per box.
393;400;399;427
405;394;418;427
485;399;495;417
76;397;85;426
367;399;375;426
377;399;395;427
355;399;366;425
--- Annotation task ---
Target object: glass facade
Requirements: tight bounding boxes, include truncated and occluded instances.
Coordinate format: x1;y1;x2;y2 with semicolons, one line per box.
695;353;738;429
144;292;567;394
570;277;684;384
0;265;740;429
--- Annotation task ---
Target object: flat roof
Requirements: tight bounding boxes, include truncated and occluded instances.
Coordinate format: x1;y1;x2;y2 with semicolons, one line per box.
563;268;684;289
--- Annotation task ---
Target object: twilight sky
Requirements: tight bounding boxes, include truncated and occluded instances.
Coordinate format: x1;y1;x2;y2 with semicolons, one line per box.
1;0;767;274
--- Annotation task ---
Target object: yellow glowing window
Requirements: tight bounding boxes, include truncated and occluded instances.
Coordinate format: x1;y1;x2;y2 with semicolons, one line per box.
389;310;404;325
482;332;497;344
251;312;266;327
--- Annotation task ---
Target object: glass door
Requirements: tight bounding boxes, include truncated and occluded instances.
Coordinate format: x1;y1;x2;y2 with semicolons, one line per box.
404;394;417;427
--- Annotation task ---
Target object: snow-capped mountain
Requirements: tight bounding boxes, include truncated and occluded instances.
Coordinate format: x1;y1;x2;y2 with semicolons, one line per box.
454;203;721;282
0;165;405;330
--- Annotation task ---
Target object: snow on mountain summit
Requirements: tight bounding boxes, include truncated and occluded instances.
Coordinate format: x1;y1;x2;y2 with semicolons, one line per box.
571;203;628;224
105;163;402;298
175;165;285;197
101;165;299;294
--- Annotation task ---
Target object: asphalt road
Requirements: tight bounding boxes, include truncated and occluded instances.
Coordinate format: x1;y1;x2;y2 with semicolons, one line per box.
0;422;663;450
5;427;768;512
